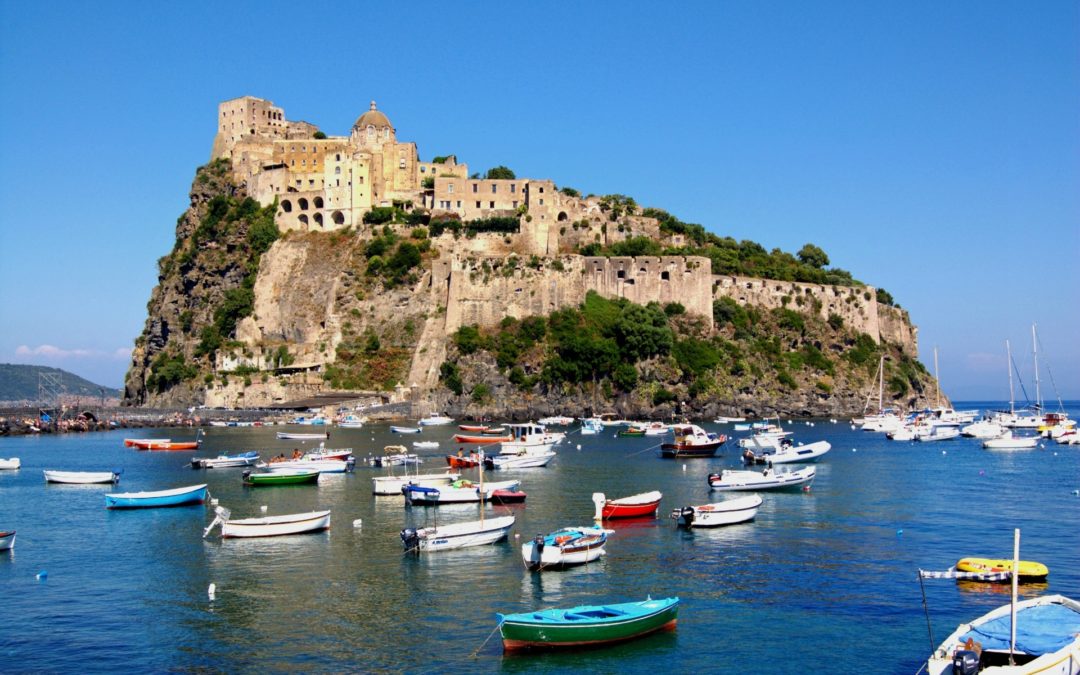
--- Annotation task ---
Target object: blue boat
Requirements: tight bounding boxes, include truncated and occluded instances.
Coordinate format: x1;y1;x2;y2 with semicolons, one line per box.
498;597;679;651
105;484;208;509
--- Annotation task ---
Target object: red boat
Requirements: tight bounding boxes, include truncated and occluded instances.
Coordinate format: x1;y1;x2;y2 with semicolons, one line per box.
132;439;202;451
659;425;726;458
459;424;489;432
599;490;663;519
124;438;170;447
446;453;483;468
490;489;527;504
453;434;512;444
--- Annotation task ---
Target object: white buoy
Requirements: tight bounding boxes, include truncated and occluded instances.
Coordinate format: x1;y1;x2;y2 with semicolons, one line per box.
260;505;268;512
208;583;216;601
942;450;947;455
352;518;363;528
682;464;687;471
850;425;856;430
852;448;857;452
514;533;520;539
210;498;219;506
576;444;582;450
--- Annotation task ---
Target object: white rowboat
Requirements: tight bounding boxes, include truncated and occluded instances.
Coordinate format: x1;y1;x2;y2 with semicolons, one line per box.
708;466;816;491
44;470;121;484
0;458;21;470
204;506;331;538
400;515;515;552
673;494;763;528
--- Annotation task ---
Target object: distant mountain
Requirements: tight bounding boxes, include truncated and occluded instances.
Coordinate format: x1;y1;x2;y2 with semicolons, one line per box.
0;364;121;402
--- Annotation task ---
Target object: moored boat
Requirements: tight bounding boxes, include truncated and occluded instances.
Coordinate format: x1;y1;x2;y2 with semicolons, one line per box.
498;597;679;652
521;525;609;570
390;425;422;434
708;466;815;491
105;484;208;509
203;505;331;538
537;415;574;426
371;471;460;496
490;489;527;504
242;469;320;486
403;479;521;505
595;491;663;520
400;514;515;552
276;431;328;440
418;413;454;426
453;433;512;444
446;451;484;468
192;451;260;469
44;470;121;484
412;441;439;450
0;458;21;470
0;530;14;551
672;494;763;528
124;438;170;447
742;439;831;464
983;430;1039;449
131;438;201;451
926;594;1080;675
484;450;556;470
659;424;725;458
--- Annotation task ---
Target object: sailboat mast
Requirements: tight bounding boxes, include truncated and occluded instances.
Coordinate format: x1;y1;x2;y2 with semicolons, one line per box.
878;355;884;413
933;347;941;408
1032;324;1041;411
1006;340;1014;414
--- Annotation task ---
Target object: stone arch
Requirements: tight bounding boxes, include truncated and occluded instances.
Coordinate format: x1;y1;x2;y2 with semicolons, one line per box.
281;200;293;213
314;196;324;209
557;211;568;222
298;198;309;211
332;210;345;225
314;213;324;227
298;214;309;227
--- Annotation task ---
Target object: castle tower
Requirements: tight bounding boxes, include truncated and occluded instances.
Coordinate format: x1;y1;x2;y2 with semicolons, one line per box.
351;101;396;148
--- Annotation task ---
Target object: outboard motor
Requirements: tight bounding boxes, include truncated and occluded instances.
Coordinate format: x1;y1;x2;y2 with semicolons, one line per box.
400;528;420;553
707;472;720;483
533;534;545;554
677;506;695;528
951;650;979;675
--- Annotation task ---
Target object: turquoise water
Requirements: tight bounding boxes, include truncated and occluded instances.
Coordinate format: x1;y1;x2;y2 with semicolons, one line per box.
1;401;1077;673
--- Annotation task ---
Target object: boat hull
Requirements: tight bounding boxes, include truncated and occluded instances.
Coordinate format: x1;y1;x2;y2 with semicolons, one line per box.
499;598;679;651
453;434;511;444
243;470;320;486
371;473;460;496
44;470;120;484
485;452;556;470
659;441;724;458
105;484;207;509
521;528;607;570
0;458;21;470
275;432;327;440
403;515;516;552
132;440;200;451
602;493;662;519
675;495;762;528
708;467;815;491
743;440;831;465
222;510;331;538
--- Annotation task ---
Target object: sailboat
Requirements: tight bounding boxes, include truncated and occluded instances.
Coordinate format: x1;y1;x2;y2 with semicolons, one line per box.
857;356;904;432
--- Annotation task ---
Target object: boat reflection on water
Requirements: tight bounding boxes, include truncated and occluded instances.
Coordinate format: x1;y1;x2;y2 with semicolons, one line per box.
521;556;608;606
955;579;1049;597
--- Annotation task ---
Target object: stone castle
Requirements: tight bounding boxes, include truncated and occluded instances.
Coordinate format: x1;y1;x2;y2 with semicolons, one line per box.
204;97;917;403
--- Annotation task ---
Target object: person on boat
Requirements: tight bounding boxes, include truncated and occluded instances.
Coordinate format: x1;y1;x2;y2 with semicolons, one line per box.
292;448;302;460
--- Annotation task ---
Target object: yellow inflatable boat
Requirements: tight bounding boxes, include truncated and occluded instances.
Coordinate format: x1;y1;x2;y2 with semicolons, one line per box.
956;557;1049;581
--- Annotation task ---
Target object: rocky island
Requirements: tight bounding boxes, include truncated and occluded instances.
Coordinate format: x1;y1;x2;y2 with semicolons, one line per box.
124;96;938;418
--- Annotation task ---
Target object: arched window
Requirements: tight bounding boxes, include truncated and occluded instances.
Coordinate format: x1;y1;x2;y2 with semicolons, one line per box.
314;213;323;227
298;198;309;211
557;212;568;222
335;166;341;175
314;196;324;209
332;211;345;225
366;125;374;141
383;128;390;140
298;214;309;226
281;200;293;213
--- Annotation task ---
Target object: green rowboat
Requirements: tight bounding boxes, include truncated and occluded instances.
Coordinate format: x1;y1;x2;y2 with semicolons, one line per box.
498;597;678;651
242;469;320;486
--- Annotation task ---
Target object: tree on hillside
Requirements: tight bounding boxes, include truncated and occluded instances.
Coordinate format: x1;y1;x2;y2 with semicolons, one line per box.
797;243;830;269
485;166;516;180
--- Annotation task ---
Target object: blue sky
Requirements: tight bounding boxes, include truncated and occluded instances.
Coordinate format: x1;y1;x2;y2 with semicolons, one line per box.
1;1;1077;401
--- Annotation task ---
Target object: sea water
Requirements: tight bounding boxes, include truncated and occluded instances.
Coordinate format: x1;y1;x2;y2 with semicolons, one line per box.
0;401;1077;673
